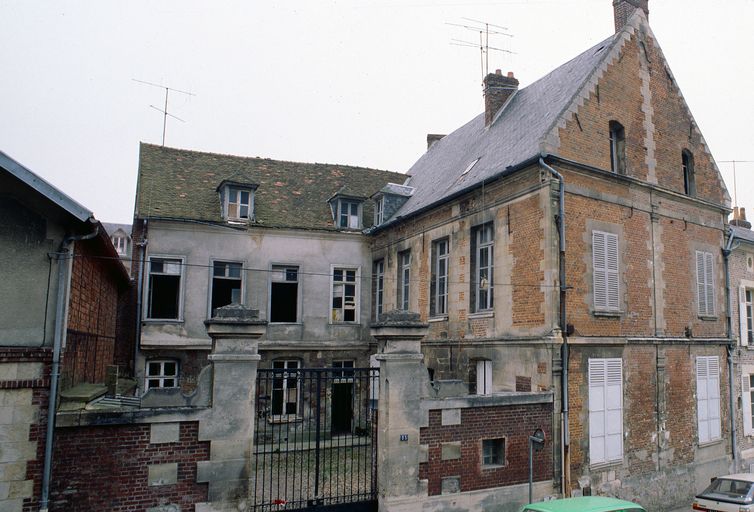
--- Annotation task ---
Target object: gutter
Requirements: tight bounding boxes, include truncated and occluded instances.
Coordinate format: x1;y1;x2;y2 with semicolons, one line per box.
40;225;99;511
723;230;738;470
538;156;570;497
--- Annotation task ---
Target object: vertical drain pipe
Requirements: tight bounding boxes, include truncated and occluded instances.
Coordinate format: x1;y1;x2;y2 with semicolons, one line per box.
539;157;569;496
723;231;738;469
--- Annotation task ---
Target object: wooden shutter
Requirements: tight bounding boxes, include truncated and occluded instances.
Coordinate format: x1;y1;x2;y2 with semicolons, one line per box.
696;251;715;316
743;374;753;436
696;356;721;443
589;358;623;464
741;287;749;347
593;232;619;310
705;252;715;316
476;360;492;395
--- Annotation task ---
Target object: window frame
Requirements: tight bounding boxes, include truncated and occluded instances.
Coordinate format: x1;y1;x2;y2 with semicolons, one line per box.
742;371;754;437
145;359;179;390
430;238;450;317
481;437;506;467
609;120;626;175
330;265;361;324
475;359;492;396
739;286;754;347
224;185;255;222
696;355;721;444
269;264;300;323
208;259;244;318
592;231;620;312
373;259;385;320
682;149;696;196
374;196;384;225
696;250;715;317
588;357;623;465
471;222;494;312
145;255;185;321
271;359;300;419
337;199;362;229
112;235;128;255
397;250;411;311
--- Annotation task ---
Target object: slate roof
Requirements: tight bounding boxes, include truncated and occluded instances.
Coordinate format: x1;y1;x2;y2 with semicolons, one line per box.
102;222;132;236
393;34;618;220
732;225;754;244
136;143;405;230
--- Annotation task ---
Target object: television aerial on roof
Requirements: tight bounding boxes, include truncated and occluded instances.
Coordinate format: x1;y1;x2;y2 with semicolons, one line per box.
447;17;515;84
133;78;196;147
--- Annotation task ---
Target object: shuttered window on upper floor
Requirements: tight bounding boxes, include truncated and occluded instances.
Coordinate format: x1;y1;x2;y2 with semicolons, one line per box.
696;251;715;317
592;231;620;311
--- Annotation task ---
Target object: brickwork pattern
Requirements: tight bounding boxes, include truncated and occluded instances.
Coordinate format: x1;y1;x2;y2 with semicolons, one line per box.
418;404;552;496
50;422;209;511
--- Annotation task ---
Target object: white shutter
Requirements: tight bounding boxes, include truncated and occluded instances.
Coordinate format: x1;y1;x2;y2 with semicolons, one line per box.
593;232;619;310
593;233;607;310
696;356;721;443
705;252;715;316
589;358;623;464
477;360;492;395
743;374;753;436
741;287;749;346
696;251;707;315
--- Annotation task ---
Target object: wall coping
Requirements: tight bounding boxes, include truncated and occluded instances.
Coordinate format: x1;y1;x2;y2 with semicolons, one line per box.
56;406;209;427
421;391;553;411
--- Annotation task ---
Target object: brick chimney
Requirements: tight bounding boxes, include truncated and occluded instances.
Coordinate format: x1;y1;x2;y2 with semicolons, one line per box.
731;206;752;229
484;70;518;127
426;133;446;150
613;0;648;32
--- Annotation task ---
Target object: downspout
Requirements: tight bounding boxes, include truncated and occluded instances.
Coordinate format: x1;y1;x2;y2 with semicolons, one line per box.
723;231;738;470
133;218;148;382
539;157;569;496
40;225;99;512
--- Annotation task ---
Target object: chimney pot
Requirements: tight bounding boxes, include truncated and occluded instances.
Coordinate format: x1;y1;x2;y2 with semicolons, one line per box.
507;71;515;78
731;206;752;229
483;71;519;127
495;69;502;75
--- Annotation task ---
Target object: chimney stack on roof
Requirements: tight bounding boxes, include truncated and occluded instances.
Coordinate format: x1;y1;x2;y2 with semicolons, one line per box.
426;133;446;150
731;206;752;230
484;69;519;127
613;0;648;32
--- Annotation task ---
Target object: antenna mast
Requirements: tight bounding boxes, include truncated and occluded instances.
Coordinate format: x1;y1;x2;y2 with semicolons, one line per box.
719;160;754;208
133;78;195;146
447;18;514;84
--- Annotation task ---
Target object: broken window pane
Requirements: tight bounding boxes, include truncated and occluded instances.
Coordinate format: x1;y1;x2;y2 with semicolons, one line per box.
147;257;182;319
271;265;299;322
211;261;243;316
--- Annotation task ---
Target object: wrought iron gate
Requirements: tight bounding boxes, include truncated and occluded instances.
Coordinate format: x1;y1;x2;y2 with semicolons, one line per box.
252;367;379;512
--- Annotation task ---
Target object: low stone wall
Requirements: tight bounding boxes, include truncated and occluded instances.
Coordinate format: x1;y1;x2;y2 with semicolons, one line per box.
50;421;210;511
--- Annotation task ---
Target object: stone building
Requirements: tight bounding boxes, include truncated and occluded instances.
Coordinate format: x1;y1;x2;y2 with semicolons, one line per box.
368;0;732;507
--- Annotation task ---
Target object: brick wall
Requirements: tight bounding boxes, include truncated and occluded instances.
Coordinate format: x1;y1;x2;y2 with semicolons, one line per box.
418;403;552;495
50;421;209;511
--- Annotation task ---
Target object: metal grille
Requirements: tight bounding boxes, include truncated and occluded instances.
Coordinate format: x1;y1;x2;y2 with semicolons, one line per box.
252;367;379;512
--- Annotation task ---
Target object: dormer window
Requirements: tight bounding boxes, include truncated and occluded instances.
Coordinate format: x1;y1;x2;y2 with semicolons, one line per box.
374;196;384;225
337;198;361;229
112;235;128;255
217;180;258;223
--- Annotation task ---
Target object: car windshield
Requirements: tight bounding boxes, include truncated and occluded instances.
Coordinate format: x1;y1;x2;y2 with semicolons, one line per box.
699;478;754;504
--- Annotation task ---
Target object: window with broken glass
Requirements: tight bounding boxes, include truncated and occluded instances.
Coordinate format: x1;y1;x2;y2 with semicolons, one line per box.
471;223;494;312
270;265;299;323
332;267;358;323
145;360;178;390
147;257;183;320
210;261;242;317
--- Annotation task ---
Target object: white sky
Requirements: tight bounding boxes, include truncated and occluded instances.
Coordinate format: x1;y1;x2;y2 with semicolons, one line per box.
2;0;753;224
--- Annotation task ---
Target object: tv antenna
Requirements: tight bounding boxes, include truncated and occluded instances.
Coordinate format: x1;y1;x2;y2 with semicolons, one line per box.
133;78;195;146
719;160;754;207
447;17;514;83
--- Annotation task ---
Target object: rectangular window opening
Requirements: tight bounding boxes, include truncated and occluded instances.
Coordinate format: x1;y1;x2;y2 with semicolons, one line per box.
430;239;449;317
696;251;715;316
271;360;299;416
398;250;411;311
593;231;620;311
588;358;623;465
211;261;242;317
332;267;358;323
696;355;721;444
145;360;179;390
271;265;299;323
373;260;384;320
482;438;505;466
471;223;494;312
147;257;183;320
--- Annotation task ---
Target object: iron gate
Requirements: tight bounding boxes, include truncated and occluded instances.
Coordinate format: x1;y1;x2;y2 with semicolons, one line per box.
252;367;379;512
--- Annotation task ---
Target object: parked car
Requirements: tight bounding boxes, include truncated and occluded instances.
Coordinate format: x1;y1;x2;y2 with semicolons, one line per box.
693;474;754;512
521;496;645;512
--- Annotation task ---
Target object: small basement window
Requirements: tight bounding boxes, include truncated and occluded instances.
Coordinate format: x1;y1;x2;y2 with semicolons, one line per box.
146;360;179;390
482;438;505;467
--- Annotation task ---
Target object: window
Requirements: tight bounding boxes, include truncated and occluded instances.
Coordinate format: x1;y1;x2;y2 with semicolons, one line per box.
593;231;620;311
112;235;128;255
397;250;411;311
473;359;492;396
471;223;494;312
226;187;253;220
145;360;178;390
272;360;299;416
373;260;384;320
338;199;361;229
332;267;358;323
430;238;449;317
332;360;355;381
375;197;384;225
696;250;715;316
211;261;242;317
588;358;623;465
481;438;505;466
742;373;754;437
147;257;183;320
696;355;721;443
609;121;626;174
270;265;299;323
739;287;753;346
682;150;695;196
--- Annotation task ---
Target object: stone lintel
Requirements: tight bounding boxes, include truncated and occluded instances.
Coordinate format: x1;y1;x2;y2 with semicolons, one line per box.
207;354;261;363
375;353;425;362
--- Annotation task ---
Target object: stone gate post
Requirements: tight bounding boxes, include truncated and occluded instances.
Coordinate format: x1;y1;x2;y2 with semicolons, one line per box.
371;310;429;511
196;304;267;512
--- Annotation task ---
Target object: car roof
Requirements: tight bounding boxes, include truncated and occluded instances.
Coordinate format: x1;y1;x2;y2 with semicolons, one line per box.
523;497;646;512
715;474;754;483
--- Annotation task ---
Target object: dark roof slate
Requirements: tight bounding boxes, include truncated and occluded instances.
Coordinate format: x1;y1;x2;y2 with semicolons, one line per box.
136;144;405;230
732;225;754;244
395;34;617;219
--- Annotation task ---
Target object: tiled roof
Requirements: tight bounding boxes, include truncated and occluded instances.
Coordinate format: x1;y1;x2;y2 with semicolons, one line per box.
393;34;618;220
136;143;405;230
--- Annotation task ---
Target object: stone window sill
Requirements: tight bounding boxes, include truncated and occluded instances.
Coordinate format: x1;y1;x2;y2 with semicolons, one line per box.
698;315;718;322
592;310;623;318
429;316;448;323
698;438;723;448
469;311;494;319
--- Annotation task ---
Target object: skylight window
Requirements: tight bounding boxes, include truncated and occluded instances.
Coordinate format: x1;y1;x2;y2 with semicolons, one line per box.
462;158;480;176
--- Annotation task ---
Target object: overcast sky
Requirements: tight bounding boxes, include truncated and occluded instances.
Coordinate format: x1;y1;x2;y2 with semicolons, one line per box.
2;0;753;224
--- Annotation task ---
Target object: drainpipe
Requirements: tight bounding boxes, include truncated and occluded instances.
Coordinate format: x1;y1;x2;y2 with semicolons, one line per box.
723;231;738;470
133;218;148;383
40;225;99;512
539;157;569;496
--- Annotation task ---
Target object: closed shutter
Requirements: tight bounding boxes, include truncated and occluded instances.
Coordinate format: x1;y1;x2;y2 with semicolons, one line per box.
593;231;620;310
696;356;721;443
589;358;623;464
705;252;715;316
476;360;492;395
741;287;749;347
743;374;753;436
696;251;715;316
